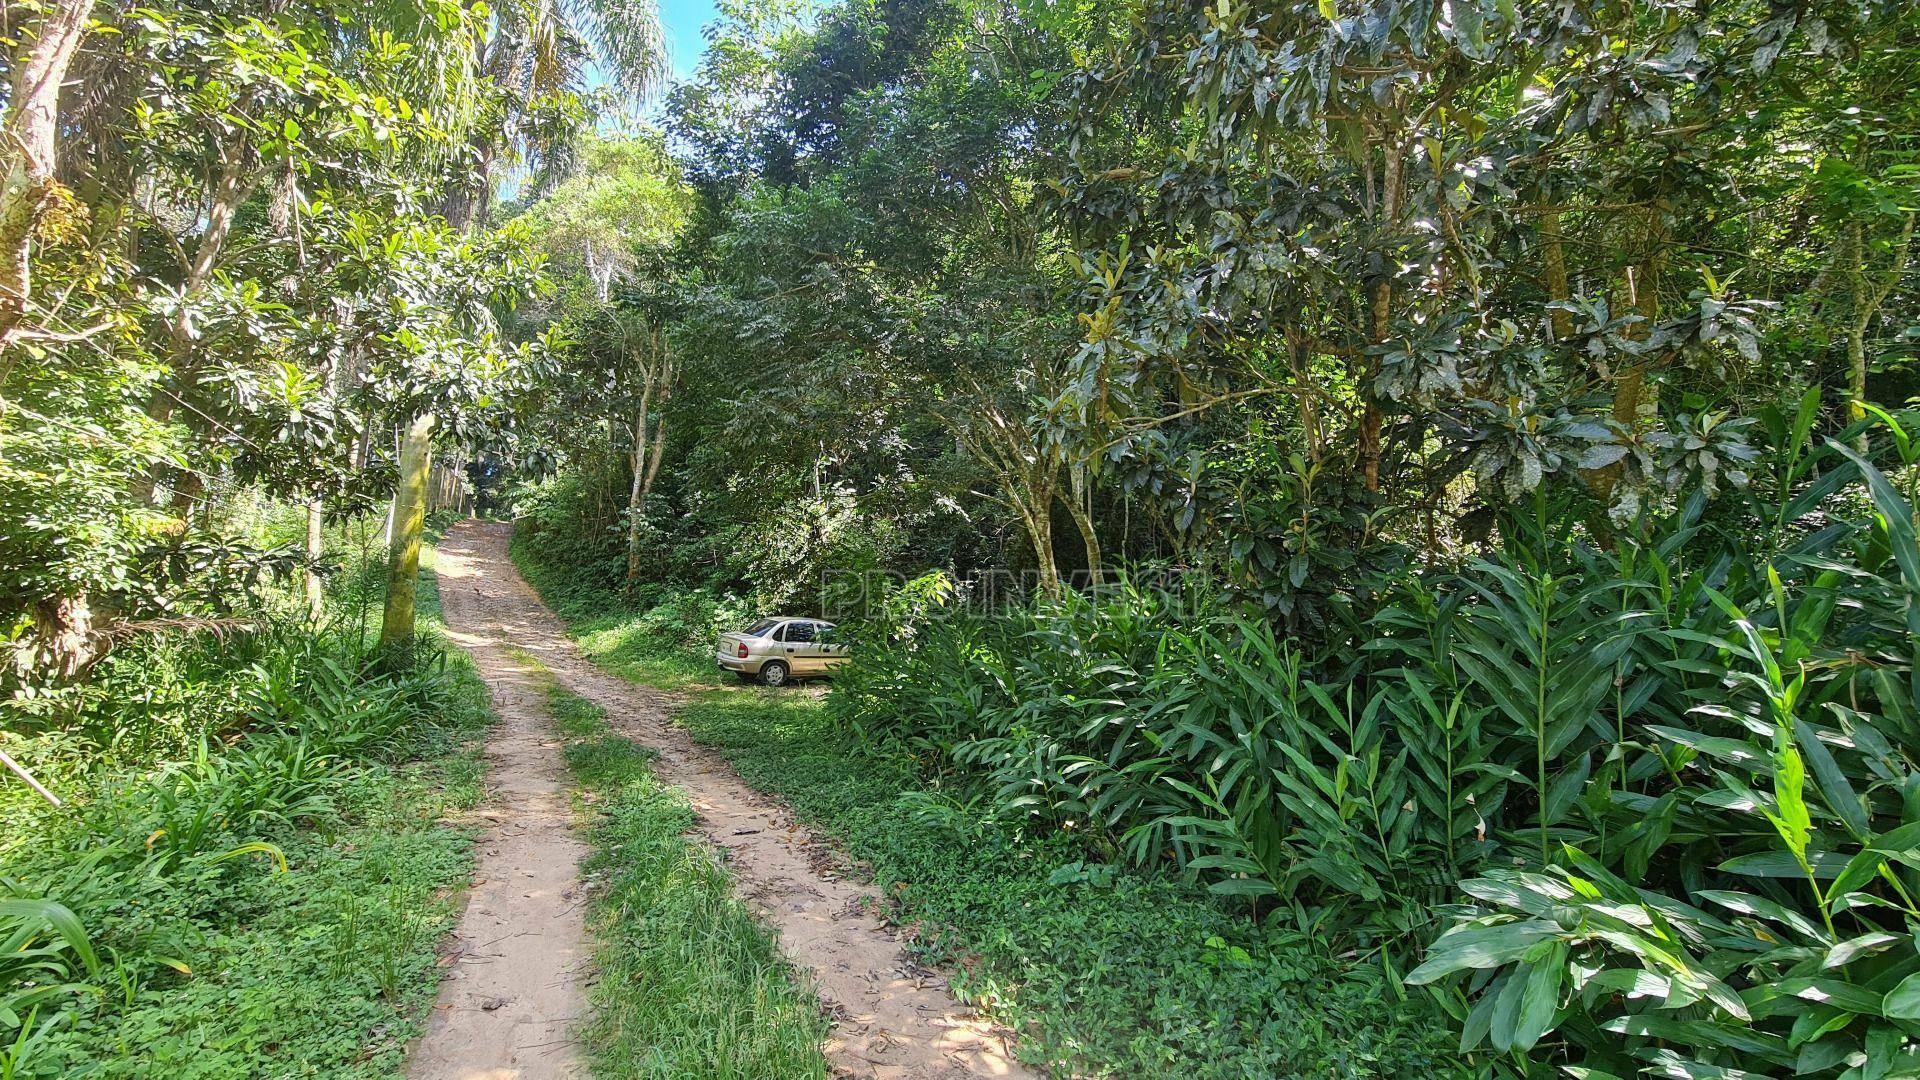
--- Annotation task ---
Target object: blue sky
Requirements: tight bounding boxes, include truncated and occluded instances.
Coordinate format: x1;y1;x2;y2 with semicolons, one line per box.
660;0;720;80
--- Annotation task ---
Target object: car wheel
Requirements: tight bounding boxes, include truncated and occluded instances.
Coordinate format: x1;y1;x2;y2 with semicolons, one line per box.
759;660;790;687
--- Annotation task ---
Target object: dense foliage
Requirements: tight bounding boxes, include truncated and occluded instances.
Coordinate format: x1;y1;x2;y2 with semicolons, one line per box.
0;0;666;1069
834;409;1920;1072
0;519;490;1075
508;0;1920;1076
8;0;1920;1071
503;560;1461;1076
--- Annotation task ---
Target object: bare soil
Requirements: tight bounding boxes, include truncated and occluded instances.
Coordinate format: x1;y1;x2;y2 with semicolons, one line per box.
421;520;1034;1080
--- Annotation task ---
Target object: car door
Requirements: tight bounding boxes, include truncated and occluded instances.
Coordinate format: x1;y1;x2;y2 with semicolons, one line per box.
778;619;820;674
814;622;850;670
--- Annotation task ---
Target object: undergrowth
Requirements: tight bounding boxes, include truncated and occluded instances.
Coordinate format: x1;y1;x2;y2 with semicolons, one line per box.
0;528;489;1078
540;679;831;1079
512;538;1462;1078
510;529;723;691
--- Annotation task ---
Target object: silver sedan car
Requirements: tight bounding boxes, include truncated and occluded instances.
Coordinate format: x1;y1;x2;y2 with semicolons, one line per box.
716;617;850;686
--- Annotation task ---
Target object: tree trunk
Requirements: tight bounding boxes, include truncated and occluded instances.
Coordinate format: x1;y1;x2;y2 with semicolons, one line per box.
442;129;497;232
20;594;95;684
0;0;95;343
133;147;257;504
1581;212;1669;506
305;495;324;622
625;330;674;587
625;383;653;587
1841;212;1915;453
1066;463;1102;586
168;469;206;527
1541;208;1572;340
1025;499;1061;600
379;412;436;651
1361;278;1389;493
644;415;668;494
1359;141;1402;494
1287;332;1324;464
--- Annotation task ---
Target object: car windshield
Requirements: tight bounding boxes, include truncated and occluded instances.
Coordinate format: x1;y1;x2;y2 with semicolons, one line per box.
743;619;781;637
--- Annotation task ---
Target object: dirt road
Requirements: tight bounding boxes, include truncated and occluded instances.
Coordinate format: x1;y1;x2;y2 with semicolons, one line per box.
408;541;590;1080
420;520;1032;1080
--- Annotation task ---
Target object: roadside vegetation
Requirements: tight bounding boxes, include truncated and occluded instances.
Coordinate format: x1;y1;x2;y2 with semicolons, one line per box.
540;680;832;1079
513;546;1462;1076
0;523;489;1076
504;0;1920;1076
2;0;675;1067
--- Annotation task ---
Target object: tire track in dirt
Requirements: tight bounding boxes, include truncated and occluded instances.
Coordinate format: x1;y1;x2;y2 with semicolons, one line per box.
431;520;1034;1080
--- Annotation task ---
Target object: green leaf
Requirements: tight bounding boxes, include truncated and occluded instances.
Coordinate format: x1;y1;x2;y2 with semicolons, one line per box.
1797;724;1870;841
1406;920;1562;983
1883;970;1920;1020
1719;849;1846;879
0;898;101;977
1512;942;1566;1050
1822;931;1903;969
1745;976;1882;1016
1648;726;1765;769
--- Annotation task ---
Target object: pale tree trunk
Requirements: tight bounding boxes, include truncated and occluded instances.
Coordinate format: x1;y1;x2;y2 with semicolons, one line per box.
1286;332;1325;465
16;595;95;684
948;374;1066;600
380;423;399;546
1361;277;1388;492
305;495;324;622
1842;212;1914;452
644;415;668;497
1579;211;1669;506
1020;496;1061;601
0;0;94;343
1003;458;1064;601
1607;222;1666;491
625;381;654;587
624;330;673;587
1846;215;1869;450
1066;462;1102;586
379;412;436;651
134;147;258;506
1540;207;1572;340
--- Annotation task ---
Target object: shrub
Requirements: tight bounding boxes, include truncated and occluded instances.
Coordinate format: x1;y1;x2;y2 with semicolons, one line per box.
833;409;1920;1077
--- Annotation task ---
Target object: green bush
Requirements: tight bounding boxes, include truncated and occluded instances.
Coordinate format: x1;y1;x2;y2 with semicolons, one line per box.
624;587;751;650
834;407;1920;1077
678;692;1463;1077
511;471;629;598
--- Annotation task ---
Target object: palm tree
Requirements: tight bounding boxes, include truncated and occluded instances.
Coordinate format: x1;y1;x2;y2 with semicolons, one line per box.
442;0;670;229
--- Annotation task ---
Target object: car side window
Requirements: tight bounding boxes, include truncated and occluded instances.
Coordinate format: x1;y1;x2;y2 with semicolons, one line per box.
784;621;816;644
766;622;789;641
